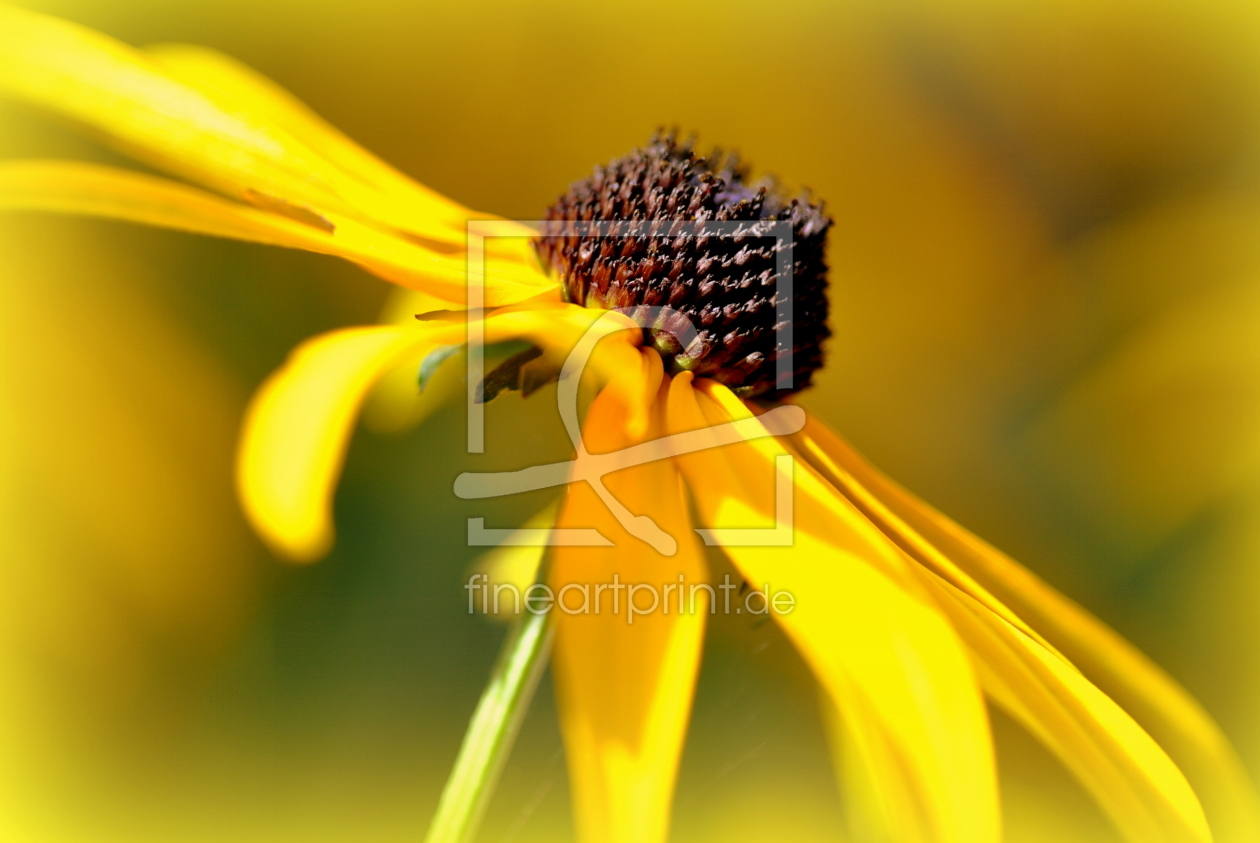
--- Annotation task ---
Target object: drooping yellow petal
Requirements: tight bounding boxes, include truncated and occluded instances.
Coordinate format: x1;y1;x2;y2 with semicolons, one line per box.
143;43;541;263
360;289;474;432
361;343;463;435
478;302;652;441
666;375;999;843
787;418;1209;836
820;689;938;843
780;413;1053;654
795;416;1260;843
237;324;454;561
0;158;325;244
0;6;548;293
142;43;542;262
0;160;552;305
550;367;707;843
920;571;1210;843
0;6;346;218
238;304;639;561
143;42;477;239
378;287;462;325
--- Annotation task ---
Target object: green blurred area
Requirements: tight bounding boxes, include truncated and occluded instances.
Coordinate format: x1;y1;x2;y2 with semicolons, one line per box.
2;0;1260;840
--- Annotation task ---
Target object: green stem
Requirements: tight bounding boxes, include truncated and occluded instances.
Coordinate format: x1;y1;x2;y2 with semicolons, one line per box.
423;610;554;843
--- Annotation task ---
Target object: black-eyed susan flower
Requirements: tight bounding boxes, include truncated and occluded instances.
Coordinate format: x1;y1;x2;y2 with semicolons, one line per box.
2;6;1257;843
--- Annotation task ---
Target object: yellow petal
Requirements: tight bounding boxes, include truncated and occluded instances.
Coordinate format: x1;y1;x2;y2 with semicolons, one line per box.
921;572;1210;842
0;159;325;243
143;42;477;239
141;40;541;273
0;6;347;219
782;412;1053;653
795;416;1260;842
360;289;471;432
142;42;541;262
143;42;541;262
378;287;460;325
0;7;547;287
666;376;999;843
821;689;936;843
361;342;463;435
238;305;636;561
237;324;454;560
550;375;707;843
478;302;651;437
0;160;551;305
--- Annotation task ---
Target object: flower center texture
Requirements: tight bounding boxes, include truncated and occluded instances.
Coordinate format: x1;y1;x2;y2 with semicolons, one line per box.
535;132;832;398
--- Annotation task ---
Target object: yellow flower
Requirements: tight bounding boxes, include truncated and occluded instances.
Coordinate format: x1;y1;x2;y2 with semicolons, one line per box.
1;6;1256;842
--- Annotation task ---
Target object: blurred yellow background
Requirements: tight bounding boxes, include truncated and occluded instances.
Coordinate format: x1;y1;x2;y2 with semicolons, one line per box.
3;0;1260;840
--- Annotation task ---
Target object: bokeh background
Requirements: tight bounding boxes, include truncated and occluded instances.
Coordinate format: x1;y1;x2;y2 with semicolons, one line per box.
3;0;1260;840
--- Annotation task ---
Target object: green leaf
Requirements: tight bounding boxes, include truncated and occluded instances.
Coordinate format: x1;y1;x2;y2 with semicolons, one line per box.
417;344;461;392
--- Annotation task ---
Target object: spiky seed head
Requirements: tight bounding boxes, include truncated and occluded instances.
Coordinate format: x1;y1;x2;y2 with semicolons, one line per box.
535;130;832;398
